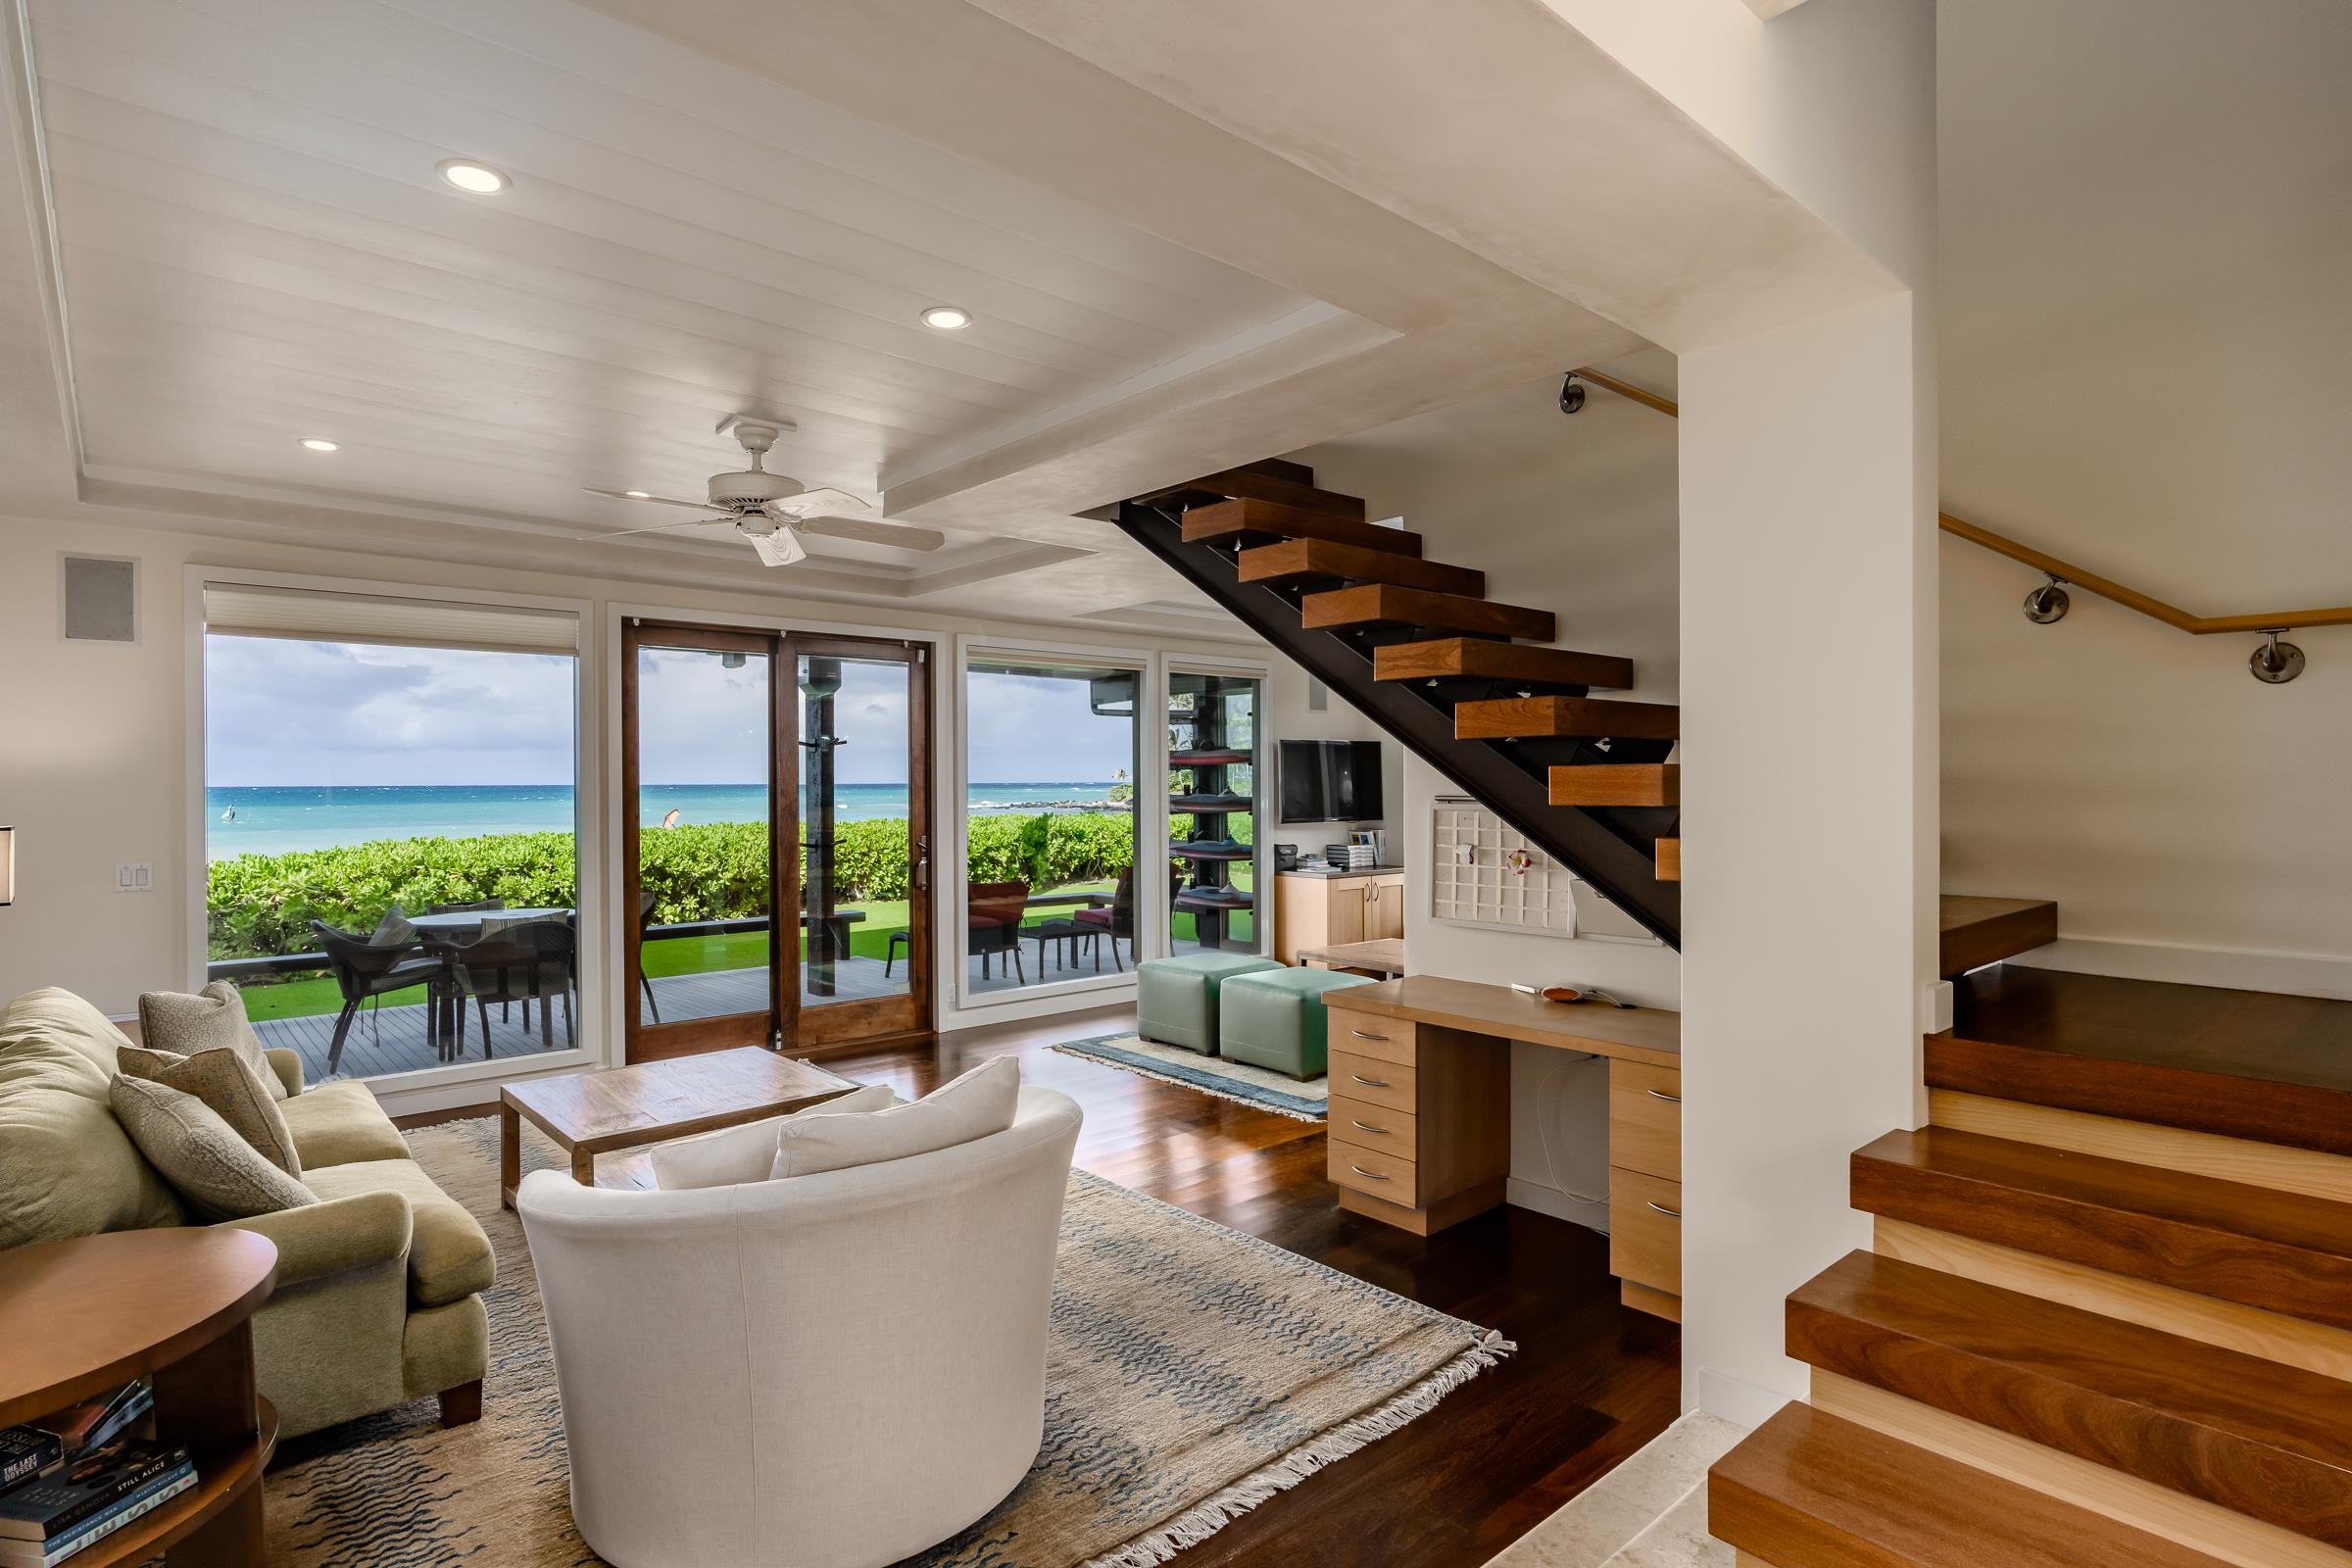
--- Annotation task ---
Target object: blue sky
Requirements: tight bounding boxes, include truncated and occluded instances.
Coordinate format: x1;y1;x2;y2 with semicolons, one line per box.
205;636;1139;786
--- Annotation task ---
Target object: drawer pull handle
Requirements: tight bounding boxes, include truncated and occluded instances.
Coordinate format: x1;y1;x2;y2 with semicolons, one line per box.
1349;1164;1391;1181
1645;1089;1682;1103
1350;1119;1390;1135
1349;1029;1391;1042
1646;1200;1684;1219
1350;1073;1391;1089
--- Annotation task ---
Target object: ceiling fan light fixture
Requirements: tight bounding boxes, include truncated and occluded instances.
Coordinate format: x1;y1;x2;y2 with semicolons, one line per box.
919;305;972;330
436;158;511;194
299;438;339;452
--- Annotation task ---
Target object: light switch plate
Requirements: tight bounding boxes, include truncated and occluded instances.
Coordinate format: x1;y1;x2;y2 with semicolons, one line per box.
115;862;154;893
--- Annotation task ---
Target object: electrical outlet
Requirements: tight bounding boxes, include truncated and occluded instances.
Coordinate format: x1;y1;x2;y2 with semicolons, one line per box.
115;862;154;893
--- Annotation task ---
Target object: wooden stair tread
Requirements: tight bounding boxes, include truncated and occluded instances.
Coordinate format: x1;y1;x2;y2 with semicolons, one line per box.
1549;762;1678;807
1710;1403;2232;1568
1454;695;1680;741
1655;838;1680;882
1182;497;1420;557
1186;466;1367;516
1237;538;1485;598
1932;965;2352;1158
1373;638;1632;692
1850;1126;2352;1330
1937;895;2057;978
1790;1249;2352;1544
1300;584;1554;642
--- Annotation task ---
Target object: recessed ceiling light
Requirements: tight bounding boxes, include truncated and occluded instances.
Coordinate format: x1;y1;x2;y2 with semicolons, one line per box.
299;438;340;452
436;158;510;194
919;305;972;330
623;490;651;499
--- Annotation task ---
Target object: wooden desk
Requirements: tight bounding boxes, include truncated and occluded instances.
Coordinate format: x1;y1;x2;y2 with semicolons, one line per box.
1297;937;1407;977
1324;975;1685;1320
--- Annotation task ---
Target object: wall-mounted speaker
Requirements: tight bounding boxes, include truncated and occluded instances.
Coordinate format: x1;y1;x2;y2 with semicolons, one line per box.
61;555;137;644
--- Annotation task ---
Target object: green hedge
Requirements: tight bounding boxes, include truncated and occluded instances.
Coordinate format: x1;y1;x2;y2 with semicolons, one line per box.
205;811;1234;962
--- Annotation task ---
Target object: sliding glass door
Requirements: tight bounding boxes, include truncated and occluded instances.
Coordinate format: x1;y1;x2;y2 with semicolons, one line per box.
622;622;930;1060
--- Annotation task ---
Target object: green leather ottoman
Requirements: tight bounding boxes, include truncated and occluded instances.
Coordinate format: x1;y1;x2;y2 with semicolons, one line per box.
1136;953;1285;1054
1218;967;1376;1080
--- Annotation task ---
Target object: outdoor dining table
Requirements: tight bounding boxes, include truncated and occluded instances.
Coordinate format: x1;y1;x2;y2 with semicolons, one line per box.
407;906;576;1053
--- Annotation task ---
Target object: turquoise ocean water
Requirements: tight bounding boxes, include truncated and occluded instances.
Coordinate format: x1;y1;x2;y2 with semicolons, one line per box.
205;783;1124;859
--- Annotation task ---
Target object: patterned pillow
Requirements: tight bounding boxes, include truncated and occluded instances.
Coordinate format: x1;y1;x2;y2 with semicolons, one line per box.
136;983;288;1102
117;1046;301;1177
109;1076;317;1221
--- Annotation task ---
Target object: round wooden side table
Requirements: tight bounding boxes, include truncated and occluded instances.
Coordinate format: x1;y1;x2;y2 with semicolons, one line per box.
0;1227;278;1566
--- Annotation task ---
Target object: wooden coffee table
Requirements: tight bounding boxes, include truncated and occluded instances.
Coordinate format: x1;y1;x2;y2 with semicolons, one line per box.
0;1228;278;1566
500;1047;861;1206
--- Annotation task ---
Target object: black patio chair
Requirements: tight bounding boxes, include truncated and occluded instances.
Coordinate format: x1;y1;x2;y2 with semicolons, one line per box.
635;889;662;1024
448;916;577;1054
310;909;446;1076
1074;869;1137;971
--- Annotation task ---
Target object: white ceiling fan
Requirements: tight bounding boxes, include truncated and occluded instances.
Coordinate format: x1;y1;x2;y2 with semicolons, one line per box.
580;419;945;566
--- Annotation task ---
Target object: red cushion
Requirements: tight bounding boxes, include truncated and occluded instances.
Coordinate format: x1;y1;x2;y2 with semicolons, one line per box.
1074;908;1114;929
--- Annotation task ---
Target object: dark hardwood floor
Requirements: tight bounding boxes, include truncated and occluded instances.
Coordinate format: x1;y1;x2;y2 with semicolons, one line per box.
404;1004;1682;1568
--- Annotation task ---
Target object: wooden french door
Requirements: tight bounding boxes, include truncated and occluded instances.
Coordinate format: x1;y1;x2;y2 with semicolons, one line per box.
621;621;932;1062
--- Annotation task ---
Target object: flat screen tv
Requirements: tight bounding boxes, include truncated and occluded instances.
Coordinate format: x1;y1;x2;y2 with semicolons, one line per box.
1277;740;1384;824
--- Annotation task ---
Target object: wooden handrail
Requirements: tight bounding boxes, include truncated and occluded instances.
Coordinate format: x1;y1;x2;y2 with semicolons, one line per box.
1571;368;2352;636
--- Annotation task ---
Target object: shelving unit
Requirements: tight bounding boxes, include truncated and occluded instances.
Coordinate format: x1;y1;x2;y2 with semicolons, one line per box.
1168;673;1260;950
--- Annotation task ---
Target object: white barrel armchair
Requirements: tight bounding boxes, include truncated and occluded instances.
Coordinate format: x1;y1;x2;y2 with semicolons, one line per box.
517;1087;1083;1568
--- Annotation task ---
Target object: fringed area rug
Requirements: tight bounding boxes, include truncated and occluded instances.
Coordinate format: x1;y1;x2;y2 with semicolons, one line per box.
262;1115;1510;1568
1051;1032;1328;1121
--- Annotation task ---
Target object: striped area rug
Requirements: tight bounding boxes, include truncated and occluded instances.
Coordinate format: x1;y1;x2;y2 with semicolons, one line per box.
261;1115;1510;1568
1051;1032;1329;1121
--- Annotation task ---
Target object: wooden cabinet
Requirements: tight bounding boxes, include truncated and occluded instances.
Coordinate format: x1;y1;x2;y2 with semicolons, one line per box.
1608;1057;1684;1321
1275;869;1406;962
1322;1002;1510;1236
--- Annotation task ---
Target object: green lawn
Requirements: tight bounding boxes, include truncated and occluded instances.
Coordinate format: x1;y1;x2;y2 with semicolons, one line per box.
234;878;1253;1020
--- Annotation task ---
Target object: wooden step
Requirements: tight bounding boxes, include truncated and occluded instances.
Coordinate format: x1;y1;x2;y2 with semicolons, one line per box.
1937;895;2057;978
1656;838;1681;881
1549;762;1678;807
1454;696;1680;741
1300;584;1554;642
1932;965;2352;1160
1237;538;1485;597
1234;456;1316;486
1182;497;1421;557
1850;1126;2352;1331
1710;1402;2231;1568
1788;1249;2352;1546
1373;638;1632;692
1187;466;1366;517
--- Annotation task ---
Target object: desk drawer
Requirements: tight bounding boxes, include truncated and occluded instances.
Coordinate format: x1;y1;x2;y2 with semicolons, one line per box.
1329;1014;1415;1066
1610;1168;1683;1297
1330;1051;1415;1113
1608;1060;1683;1182
1329;1094;1418;1154
1329;1142;1418;1204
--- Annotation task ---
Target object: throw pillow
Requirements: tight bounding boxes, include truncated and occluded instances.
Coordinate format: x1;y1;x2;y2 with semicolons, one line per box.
136;983;287;1102
117;1046;301;1177
772;1055;1019;1179
110;1075;318;1221
649;1082;897;1191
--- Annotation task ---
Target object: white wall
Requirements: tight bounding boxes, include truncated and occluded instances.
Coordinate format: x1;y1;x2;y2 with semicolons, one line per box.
1294;366;1681;1227
0;510;1262;1036
1260;653;1401;855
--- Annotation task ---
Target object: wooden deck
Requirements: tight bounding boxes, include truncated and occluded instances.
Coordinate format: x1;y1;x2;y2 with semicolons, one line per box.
255;942;1134;1081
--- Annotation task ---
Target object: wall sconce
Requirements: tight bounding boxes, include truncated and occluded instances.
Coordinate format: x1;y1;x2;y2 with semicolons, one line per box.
0;827;14;906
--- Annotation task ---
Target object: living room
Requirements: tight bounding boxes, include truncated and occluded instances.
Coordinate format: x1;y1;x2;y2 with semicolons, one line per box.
9;2;2352;1567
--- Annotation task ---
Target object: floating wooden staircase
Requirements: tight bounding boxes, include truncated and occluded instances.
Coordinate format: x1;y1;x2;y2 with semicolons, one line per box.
1711;964;2352;1568
1119;463;1683;945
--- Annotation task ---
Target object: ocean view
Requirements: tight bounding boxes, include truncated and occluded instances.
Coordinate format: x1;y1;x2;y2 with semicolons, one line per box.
205;782;1127;859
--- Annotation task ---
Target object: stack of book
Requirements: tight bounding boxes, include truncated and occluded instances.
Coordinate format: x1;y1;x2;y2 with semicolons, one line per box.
0;1383;194;1566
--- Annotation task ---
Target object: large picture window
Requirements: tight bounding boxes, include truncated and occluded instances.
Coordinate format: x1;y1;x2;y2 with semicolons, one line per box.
960;656;1144;998
202;585;583;1083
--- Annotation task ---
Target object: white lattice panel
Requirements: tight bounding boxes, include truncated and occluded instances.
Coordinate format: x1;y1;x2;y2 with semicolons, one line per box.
1429;801;1576;936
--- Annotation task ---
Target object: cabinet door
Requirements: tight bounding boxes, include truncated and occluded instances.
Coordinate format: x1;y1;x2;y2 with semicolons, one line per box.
1329;881;1370;945
1363;876;1406;941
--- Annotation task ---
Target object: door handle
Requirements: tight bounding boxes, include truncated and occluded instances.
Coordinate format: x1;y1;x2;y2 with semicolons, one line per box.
1349;1028;1390;1042
1646;1200;1683;1219
1349;1119;1390;1135
1645;1089;1682;1103
1350;1073;1390;1089
1348;1164;1390;1181
915;834;929;893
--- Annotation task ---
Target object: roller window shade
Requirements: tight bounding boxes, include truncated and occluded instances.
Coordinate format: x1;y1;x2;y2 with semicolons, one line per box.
202;584;578;656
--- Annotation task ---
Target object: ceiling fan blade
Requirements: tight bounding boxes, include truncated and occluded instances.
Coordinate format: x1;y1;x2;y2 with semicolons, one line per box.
747;528;808;567
582;487;716;511
793;514;949;552
768;486;872;515
580;516;737;541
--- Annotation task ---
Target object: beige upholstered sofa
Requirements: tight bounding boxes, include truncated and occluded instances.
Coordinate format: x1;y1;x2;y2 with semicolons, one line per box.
0;988;492;1439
